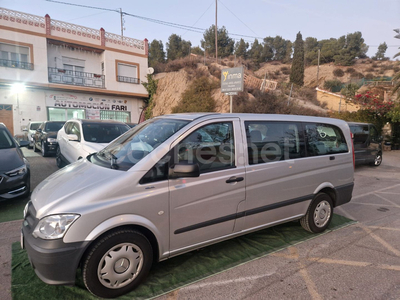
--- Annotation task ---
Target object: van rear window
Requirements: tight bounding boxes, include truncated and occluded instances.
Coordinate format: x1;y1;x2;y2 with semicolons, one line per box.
305;123;348;156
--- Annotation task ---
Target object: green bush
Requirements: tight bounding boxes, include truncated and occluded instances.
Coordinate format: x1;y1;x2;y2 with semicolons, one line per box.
345;67;356;74
333;68;344;77
323;79;342;91
171;76;216;113
280;66;290;75
365;73;374;80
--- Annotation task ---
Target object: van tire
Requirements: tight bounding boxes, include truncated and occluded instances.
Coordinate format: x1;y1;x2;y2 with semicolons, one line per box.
300;193;333;233
370;153;382;167
82;229;153;299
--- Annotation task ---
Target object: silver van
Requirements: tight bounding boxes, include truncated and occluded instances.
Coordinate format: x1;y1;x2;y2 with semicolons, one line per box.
21;113;354;298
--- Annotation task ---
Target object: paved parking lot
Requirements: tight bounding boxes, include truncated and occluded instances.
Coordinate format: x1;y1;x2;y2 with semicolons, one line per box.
1;149;400;300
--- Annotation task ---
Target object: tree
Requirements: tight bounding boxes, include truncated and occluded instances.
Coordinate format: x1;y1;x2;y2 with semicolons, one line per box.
148;40;165;68
333;32;369;65
191;46;204;56
201;25;234;58
290;32;305;86
283;41;293;63
304;37;319;65
393;50;400;100
262;36;275;61
248;39;264;66
166;34;192;61
373;42;388;60
234;38;249;59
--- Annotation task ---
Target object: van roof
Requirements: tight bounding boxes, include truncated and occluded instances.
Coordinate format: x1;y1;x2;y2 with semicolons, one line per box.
158;113;349;125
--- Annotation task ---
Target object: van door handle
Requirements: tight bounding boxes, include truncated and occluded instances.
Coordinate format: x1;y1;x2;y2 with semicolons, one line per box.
329;156;335;160
226;176;244;183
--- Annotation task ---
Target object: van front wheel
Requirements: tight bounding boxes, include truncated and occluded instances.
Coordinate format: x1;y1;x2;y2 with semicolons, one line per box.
300;193;333;233
82;229;153;298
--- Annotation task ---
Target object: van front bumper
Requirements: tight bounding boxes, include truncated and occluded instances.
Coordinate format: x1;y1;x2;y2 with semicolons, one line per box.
21;216;89;285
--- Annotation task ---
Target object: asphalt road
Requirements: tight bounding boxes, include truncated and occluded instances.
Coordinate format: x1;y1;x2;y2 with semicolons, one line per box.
1;149;400;300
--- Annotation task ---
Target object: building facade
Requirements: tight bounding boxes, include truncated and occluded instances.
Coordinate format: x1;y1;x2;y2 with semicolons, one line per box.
0;7;148;135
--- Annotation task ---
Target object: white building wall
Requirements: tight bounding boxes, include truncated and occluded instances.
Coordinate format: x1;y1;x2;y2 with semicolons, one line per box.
0;30;48;84
47;44;103;74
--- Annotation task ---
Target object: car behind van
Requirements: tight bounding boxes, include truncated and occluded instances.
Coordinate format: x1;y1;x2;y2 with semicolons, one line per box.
22;114;354;298
348;122;382;166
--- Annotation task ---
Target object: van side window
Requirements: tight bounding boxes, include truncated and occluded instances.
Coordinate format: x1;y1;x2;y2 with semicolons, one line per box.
245;121;305;164
369;125;378;142
176;122;235;173
305;123;348;156
350;125;369;145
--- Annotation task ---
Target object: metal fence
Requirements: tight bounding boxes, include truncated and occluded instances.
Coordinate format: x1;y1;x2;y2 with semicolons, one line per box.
0;59;33;70
48;67;105;88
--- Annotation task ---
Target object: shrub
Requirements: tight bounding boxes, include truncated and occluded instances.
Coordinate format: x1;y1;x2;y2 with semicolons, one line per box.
227;62;235;68
372;63;378;68
171;76;216;113
345;67;356;74
366;67;375;72
274;70;281;75
333;68;344;77
280;66;290;75
323;79;342;91
365;73;374;80
350;72;364;79
208;65;221;79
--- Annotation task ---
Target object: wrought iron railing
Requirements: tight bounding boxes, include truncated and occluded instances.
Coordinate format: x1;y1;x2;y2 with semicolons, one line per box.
48;67;105;88
117;75;139;84
0;59;33;70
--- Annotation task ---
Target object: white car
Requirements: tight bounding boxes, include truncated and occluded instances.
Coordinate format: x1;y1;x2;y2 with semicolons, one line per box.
56;119;130;168
23;121;43;148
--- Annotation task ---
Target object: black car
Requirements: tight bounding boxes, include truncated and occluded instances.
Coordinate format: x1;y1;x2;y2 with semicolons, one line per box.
33;121;65;157
0;123;30;200
348;122;383;166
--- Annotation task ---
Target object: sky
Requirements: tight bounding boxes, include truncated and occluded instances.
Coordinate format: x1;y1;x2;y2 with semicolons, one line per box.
2;0;400;59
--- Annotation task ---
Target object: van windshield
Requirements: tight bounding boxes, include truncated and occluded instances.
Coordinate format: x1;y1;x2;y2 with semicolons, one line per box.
91;118;190;170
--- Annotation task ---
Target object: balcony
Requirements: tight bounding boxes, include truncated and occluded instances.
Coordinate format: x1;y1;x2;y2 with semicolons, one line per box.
117;75;140;84
0;59;33;70
48;67;105;89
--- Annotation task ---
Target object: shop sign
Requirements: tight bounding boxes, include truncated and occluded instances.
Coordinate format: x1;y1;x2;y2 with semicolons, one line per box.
45;93;131;111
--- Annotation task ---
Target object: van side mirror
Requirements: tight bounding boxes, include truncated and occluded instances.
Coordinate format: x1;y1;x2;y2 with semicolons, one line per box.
169;162;200;179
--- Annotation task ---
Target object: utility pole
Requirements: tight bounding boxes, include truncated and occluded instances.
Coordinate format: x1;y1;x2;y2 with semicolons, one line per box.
215;0;218;62
317;49;320;87
120;8;124;39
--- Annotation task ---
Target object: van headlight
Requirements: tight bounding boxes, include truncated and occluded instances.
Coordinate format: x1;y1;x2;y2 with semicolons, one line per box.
33;214;80;239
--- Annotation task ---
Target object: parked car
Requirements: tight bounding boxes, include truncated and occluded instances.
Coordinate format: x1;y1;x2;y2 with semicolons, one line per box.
56;119;130;168
32;121;65;157
0;123;30;200
126;122;137;128
348;122;382;166
22;114;354;298
22;121;43;149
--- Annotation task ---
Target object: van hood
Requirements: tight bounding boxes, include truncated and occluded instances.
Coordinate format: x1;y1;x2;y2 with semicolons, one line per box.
31;160;130;219
0;148;25;173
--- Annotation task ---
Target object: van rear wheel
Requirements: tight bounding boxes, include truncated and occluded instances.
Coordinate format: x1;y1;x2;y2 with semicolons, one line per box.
370;153;382;167
82;229;153;299
300;193;333;233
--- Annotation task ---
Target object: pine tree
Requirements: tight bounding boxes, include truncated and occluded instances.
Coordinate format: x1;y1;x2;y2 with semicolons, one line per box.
290;32;305;86
373;42;388;60
148;40;165;68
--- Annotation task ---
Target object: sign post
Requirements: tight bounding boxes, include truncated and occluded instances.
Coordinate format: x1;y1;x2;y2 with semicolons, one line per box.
221;67;244;113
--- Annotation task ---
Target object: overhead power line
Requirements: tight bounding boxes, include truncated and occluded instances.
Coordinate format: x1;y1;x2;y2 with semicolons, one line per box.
45;0;260;40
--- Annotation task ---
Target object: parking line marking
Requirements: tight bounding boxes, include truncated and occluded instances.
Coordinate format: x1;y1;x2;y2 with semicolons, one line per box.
368;226;400;232
182;274;274;290
289;247;322;300
308;258;371;267
336;207;400;257
378;264;400;271
377;192;400;195
351;183;400;200
345;202;396;207
373;193;400;208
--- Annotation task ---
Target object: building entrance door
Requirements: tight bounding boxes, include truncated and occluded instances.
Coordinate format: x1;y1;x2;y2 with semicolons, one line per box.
0;105;14;135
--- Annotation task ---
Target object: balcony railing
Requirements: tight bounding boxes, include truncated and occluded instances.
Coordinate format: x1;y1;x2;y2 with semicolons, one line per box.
117;75;140;84
48;67;105;89
0;59;34;70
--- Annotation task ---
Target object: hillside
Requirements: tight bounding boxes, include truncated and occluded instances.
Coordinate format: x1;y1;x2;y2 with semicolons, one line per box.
149;58;398;117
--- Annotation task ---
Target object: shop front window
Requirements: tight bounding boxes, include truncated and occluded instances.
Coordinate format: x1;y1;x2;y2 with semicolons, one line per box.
48;108;86;121
100;110;131;122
